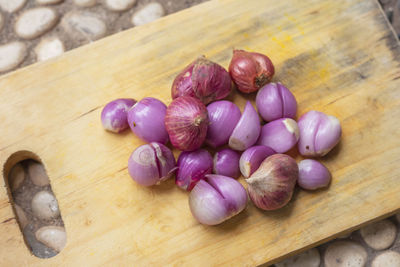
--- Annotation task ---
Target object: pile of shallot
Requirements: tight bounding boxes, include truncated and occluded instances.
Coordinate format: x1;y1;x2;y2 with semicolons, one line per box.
101;49;342;225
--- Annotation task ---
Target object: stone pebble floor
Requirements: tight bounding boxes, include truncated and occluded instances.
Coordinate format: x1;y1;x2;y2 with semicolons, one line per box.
0;0;204;73
2;0;400;266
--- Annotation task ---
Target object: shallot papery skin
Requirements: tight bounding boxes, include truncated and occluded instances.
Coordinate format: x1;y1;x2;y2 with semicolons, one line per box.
128;142;176;186
256;82;297;122
257;118;299;153
101;98;136;133
175;149;213;191
127;97;169;144
171;56;232;105
229;49;275;93
239;145;276;178
165;96;209;151
189;174;247;225
297;110;342;157
298;159;332;190
229;101;261;151
246;154;298;211
206;100;241;148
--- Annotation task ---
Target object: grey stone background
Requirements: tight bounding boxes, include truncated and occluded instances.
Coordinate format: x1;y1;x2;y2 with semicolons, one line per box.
2;0;400;266
0;0;205;73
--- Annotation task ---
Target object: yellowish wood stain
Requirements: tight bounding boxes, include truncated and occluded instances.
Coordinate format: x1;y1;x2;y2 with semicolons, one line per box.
0;0;400;266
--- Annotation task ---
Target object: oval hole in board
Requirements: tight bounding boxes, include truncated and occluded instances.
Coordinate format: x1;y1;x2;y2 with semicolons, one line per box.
3;151;67;258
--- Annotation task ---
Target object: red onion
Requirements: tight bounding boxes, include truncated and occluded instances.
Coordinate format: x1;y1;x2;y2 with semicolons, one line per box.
101;98;136;133
127;97;168;144
229;49;275;93
298;159;332;190
246;154;298;210
165;96;209;151
256;82;297;121
257;118;299;153
206;101;241;148
213;148;240;178
128;142;176;186
189;174;247;225
229;101;261;151
239;145;276;178
171;56;232;105
297;110;342;156
175;149;213;191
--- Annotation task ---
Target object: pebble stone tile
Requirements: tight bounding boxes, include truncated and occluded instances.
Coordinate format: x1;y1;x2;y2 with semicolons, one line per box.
28;161;50;186
0;0;179;72
360;219;397;250
0;42;27;73
35;226;67;252
2;0;400;264
8;160;65;258
324;241;368;267
31;191;60;220
131;2;165;26
15;8;59;39
35;37;65;61
73;0;97;7
24;223;58;258
9;163;25;192
105;0;136;11
372;251;400;267
0;0;27;13
61;12;107;42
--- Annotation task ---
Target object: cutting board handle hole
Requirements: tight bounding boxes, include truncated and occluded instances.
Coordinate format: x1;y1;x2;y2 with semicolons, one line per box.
3;151;67;258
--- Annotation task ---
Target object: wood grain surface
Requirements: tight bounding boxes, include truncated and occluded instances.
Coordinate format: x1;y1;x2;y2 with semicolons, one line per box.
1;0;400;266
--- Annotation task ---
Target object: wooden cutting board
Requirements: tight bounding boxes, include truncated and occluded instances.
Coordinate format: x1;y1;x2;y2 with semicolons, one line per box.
1;0;400;265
